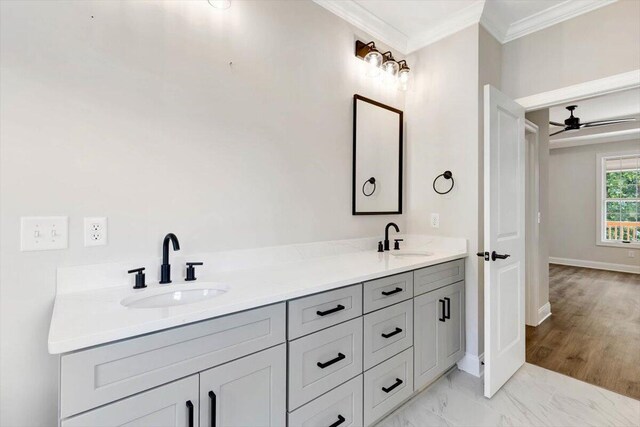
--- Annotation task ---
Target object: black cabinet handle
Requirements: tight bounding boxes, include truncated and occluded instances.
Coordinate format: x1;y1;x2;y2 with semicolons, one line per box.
382;378;403;393
317;352;346;369
381;327;403;339
329;415;346;427
186;400;194;427
208;391;216;427
444;297;451;320
317;304;345;316
439;299;446;322
381;287;403;296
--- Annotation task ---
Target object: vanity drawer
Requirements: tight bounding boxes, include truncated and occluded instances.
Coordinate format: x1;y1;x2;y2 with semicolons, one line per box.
363;272;413;313
288;317;363;410
414;259;464;296
60;303;285;418
363;347;414;426
364;300;413;370
288;375;363;427
288;284;362;339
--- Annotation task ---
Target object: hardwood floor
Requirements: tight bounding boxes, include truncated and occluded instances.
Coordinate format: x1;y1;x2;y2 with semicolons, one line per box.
526;264;640;400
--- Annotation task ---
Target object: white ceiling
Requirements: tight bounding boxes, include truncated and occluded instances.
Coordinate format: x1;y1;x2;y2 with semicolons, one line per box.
313;0;617;53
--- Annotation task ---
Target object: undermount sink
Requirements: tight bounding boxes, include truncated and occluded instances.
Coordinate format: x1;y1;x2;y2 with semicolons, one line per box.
391;250;434;257
121;283;228;309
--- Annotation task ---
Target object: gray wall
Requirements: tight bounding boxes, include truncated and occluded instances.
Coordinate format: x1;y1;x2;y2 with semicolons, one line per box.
0;1;406;425
405;25;482;359
548;139;640;266
501;0;640;99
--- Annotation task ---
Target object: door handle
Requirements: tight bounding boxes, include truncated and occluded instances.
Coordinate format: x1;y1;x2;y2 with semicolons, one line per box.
439;299;446;322
329;415;346;427
317;352;346;369
444;297;451;320
316;304;345;316
382;378;403;393
208;391;216;427
381;327;403;339
381;287;403;296
186;400;194;427
491;251;511;261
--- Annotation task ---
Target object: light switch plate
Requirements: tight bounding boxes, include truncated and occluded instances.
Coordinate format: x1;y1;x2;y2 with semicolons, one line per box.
20;216;68;251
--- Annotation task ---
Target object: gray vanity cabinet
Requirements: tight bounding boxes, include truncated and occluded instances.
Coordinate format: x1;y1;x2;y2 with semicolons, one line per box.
414;280;465;391
61;375;199;427
199;344;286;427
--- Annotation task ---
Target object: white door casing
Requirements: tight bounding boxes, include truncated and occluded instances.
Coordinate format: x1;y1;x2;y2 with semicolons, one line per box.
483;84;526;398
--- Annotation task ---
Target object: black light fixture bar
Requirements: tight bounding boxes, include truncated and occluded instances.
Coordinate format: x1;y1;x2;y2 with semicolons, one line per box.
354;40;410;72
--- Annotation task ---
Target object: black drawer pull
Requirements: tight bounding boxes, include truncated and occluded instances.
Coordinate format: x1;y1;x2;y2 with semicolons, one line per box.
208;391;216;427
317;304;345;316
439;299;446;322
382;378;403;393
317;352;346;369
381;287;403;296
186;400;194;427
381;327;403;339
444;297;451;319
329;415;346;427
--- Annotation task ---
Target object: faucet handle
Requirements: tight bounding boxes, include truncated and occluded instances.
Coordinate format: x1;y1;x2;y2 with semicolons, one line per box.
185;262;203;282
393;239;404;250
128;267;146;289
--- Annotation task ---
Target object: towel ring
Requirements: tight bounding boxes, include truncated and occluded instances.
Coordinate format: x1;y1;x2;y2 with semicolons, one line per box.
433;170;454;195
362;177;376;197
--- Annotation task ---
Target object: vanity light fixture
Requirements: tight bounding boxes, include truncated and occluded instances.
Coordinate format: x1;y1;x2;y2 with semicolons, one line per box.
398;60;410;91
208;0;231;9
354;40;410;90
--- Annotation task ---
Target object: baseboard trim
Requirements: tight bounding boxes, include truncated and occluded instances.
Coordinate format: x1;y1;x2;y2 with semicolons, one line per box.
457;352;484;378
537;302;551;325
549;257;640;274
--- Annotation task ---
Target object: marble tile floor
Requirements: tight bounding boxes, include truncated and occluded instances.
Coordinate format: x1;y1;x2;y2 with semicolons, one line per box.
377;363;640;427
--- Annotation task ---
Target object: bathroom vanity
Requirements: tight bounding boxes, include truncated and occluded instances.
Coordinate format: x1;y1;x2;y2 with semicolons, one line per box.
49;237;466;427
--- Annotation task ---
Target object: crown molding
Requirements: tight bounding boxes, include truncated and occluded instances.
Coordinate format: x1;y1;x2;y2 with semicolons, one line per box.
406;1;485;53
312;0;408;53
313;0;619;53
503;0;618;43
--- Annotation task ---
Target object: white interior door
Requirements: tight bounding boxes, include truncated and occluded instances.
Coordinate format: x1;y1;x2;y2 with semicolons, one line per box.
483;84;526;398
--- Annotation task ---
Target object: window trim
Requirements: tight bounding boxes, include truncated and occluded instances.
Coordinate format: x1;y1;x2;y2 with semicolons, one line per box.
596;150;640;249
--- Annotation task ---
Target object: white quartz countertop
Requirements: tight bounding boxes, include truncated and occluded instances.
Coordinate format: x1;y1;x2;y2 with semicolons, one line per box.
48;236;467;354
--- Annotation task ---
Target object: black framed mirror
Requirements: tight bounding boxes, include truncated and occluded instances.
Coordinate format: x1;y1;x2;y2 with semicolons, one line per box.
352;94;403;215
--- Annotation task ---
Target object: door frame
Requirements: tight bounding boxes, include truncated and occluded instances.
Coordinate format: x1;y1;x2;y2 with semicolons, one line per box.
524;120;540;327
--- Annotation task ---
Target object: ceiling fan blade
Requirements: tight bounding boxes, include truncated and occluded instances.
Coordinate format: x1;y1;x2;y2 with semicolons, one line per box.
549;121;565;127
549;129;567;137
583;118;637;127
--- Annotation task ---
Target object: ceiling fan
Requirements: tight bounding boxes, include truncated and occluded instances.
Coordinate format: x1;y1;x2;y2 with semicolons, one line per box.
549;105;636;136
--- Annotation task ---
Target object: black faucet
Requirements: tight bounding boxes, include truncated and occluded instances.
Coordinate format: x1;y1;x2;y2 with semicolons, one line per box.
384;222;400;251
160;233;181;284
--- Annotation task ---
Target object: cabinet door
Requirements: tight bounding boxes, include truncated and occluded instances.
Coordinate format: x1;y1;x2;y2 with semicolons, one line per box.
413;290;442;390
200;344;286;427
62;375;198;427
440;281;465;368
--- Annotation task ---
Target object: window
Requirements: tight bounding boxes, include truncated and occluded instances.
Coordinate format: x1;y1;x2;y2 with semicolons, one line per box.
597;152;640;247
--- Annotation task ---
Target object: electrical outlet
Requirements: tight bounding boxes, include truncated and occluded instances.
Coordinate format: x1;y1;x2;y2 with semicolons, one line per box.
84;217;107;247
629;251;636;258
20;216;68;251
431;213;440;228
